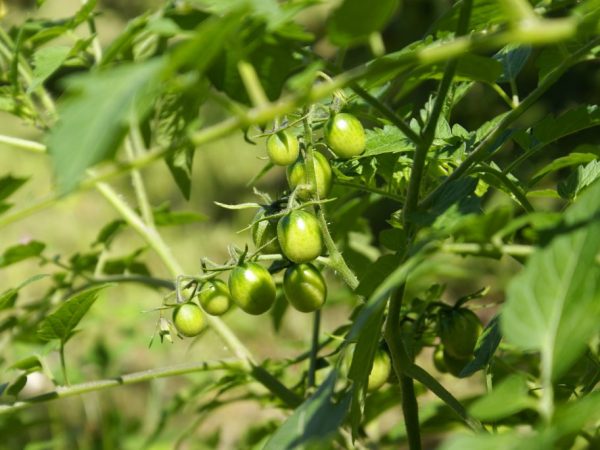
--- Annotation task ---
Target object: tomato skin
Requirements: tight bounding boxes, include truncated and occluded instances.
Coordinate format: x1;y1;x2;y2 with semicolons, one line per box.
283;263;327;312
368;349;392;392
286;151;332;200
277;210;323;263
197;279;232;316
251;208;281;254
439;308;482;359
324;113;366;158
442;350;471;377
433;346;448;373
228;262;276;315
172;303;205;337
266;130;299;166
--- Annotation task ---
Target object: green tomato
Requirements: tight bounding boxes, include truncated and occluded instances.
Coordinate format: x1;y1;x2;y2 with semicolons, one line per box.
286;151;332;200
432;346;448;373
251;208;281;254
439;308;483;359
197;279;232;316
442;350;472;378
324;112;366;158
277;210;323;263
228;262;276;315
266;129;299;166
172;303;205;337
368;349;392;392
283;263;327;313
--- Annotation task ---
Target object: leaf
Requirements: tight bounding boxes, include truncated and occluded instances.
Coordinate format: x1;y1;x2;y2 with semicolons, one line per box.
0;175;28;202
29;46;71;92
47;59;164;193
0;274;48;310
37;285;108;343
553;390;600;436
327;0;399;47
460;315;502;377
502;180;600;380
362;125;414;157
263;371;351;450
153;209;207;226
468;374;534;421
93;219;126;248
356;254;402;297
5;374;28;397
0;241;45;268
439;433;546;450
9;356;42;373
530;152;597;186
557;159;600;200
494;44;531;83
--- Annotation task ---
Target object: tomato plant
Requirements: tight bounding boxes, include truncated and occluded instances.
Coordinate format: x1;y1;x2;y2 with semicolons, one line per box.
1;0;599;449
283;263;327;313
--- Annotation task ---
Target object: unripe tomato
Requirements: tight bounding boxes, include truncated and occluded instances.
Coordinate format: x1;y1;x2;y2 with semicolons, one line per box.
439;308;482;359
266;129;299;166
442;350;471;377
197;279;232;316
433;346;448;373
324;112;366;158
172;303;205;337
368;349;392;392
286;151;332;200
251;208;281;254
277;210;323;263
228;262;276;315
283;263;327;312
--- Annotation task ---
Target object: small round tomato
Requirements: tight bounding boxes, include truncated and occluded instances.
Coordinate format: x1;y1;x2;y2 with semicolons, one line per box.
251;208;281;254
197;279;232;316
439;308;482;359
172;303;205;337
368;348;392;392
324;112;366;159
228;262;276;315
286;151;332;200
432;345;448;373
283;263;327;313
266;129;299;166
277;210;323;263
442;350;471;378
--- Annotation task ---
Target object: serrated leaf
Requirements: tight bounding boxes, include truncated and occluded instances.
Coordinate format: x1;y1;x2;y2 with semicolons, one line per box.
0;274;48;310
37;285;108;343
327;0;398;47
0;241;45;268
494;44;531;83
530;153;597;186
502;180;600;380
558;159;600;200
0;175;28;202
460;315;502;377
469;374;534;421
29;46;70;92
263;371;351;450
362;125;414;157
48;59;164;193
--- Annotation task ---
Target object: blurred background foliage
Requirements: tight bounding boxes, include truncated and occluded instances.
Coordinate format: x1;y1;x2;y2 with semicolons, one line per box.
0;0;598;449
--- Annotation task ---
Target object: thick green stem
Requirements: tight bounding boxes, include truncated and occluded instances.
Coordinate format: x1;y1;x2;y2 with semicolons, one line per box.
307;310;321;389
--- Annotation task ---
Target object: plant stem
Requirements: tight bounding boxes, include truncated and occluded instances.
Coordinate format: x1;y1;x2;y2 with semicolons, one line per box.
307;310;321;389
59;343;70;386
0;359;244;416
0;134;46;153
441;242;534;257
124;134;155;226
333;179;404;203
403;0;473;228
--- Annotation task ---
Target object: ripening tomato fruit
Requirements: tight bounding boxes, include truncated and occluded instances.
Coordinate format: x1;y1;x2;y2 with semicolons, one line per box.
439;308;483;359
368;349;392;392
277;210;323;263
324;112;366;158
442;350;472;377
286;151;332;200
266;129;299;166
197;279;232;316
251;208;281;254
433;345;448;373
283;263;327;312
228;262;276;315
172;303;205;337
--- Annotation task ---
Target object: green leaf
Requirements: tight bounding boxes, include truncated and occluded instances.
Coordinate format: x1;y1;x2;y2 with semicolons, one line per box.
327;0;399;47
530;152;597;186
0;241;45;268
0;175;28;202
553;390;600;436
557;159;600;200
469;374;534;421
432;0;509;35
153;208;207;226
502;180;600;380
263;371;351;450
37;285;108;343
93;219;126;248
439;433;546;450
5;374;28;397
363;125;414;157
29;46;71;92
460;315;502;377
494;44;531;83
356;254;402;297
9;356;42;373
47;59;164;193
0;274;48;310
